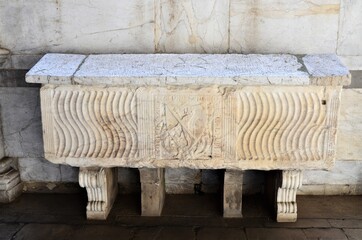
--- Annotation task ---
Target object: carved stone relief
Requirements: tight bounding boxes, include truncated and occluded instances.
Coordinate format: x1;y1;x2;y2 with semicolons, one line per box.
41;85;341;170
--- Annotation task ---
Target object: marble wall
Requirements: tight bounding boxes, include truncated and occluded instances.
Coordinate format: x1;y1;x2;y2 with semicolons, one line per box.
0;0;361;69
0;0;361;194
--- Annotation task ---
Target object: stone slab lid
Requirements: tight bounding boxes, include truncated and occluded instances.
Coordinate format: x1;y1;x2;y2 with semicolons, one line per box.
26;53;351;86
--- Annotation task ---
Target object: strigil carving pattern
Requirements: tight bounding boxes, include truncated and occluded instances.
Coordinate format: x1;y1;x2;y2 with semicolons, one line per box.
51;88;138;158
235;91;328;161
41;85;340;169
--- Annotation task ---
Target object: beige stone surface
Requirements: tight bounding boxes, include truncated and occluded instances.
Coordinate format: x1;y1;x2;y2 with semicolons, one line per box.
229;0;340;54
40;85;342;170
337;89;362;160
139;168;165;216
79;167;118;220
154;0;229;53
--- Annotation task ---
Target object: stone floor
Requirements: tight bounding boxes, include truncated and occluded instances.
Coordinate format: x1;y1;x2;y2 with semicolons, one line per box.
0;193;361;240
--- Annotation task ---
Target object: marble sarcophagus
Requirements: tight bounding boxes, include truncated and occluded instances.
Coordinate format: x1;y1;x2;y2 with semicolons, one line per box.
26;54;350;222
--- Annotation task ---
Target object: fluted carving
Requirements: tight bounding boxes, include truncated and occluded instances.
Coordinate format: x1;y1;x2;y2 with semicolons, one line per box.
41;85;340;170
275;170;302;222
235;91;328;161
79;167;118;220
51;88;138;159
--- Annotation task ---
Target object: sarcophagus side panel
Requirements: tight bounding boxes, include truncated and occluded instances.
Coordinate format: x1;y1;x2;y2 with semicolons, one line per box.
40;85;341;170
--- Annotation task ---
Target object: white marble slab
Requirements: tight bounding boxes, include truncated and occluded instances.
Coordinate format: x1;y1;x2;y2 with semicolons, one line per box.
229;0;340;54
337;89;362;161
154;0;229;53
337;0;362;56
26;54;86;84
26;54;350;86
0;0;155;54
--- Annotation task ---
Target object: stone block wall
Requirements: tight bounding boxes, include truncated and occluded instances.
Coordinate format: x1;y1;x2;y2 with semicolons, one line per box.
0;0;361;194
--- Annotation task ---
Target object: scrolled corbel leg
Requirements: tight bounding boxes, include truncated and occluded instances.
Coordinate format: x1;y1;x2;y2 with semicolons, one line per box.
139;168;165;216
275;170;302;222
79;167;118;220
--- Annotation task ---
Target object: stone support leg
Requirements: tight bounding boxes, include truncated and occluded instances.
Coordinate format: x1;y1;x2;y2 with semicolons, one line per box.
139;168;165;216
0;158;23;203
223;170;244;218
79;167;118;220
275;170;302;222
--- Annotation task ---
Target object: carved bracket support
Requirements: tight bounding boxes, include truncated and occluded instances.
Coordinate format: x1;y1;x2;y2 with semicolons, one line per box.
275;170;302;222
79;167;118;220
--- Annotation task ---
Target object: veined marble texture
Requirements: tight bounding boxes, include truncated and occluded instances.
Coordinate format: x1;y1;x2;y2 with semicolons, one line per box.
154;0;229;53
229;0;341;54
40;85;341;170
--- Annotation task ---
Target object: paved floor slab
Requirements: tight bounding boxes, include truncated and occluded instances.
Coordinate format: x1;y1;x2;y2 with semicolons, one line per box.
246;228;307;240
12;224;78;240
0;224;23;240
343;228;362;240
303;228;348;240
197;227;247;240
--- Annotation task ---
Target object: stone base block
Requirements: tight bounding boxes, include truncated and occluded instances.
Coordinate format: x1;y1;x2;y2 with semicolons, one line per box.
139;168;165;216
0;182;23;203
0;158;15;174
277;212;298;223
79;167;118;220
0;169;21;191
223;170;244;218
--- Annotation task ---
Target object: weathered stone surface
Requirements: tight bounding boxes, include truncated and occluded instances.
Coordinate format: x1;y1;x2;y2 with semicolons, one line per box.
0;157;15;174
39;84;342;171
0;158;23;203
0;182;23;203
79;167;118;220
25;53;351;222
154;0;229;53
166;168;201;194
26;54;350;86
0;88;43;158
302;161;362;185
337;0;362;56
139;168;165;216
337;89;362;160
223;170;243;218
0;0;155;55
0;169;20;191
18;158;78;183
230;0;340;54
26;54;86;85
303;54;351;86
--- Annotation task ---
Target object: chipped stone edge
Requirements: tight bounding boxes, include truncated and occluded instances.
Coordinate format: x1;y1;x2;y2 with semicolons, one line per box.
25;54;88;85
